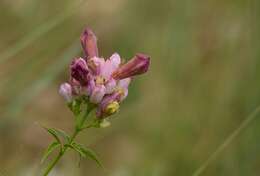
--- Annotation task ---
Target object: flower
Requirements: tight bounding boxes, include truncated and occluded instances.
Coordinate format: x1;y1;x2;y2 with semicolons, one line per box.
59;27;150;118
112;53;150;80
59;83;73;102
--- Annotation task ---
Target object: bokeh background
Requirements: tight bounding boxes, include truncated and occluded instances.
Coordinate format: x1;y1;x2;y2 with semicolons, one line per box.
0;0;259;175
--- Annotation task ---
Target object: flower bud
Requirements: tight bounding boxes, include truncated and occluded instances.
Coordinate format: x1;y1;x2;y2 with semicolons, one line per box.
112;53;150;80
104;101;119;115
59;83;73;102
96;92;121;118
80;28;99;58
70;58;89;85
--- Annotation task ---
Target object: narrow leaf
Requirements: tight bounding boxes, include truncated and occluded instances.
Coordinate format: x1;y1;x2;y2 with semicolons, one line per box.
41;142;61;163
72;142;103;167
52;128;71;143
43;127;61;144
65;144;87;158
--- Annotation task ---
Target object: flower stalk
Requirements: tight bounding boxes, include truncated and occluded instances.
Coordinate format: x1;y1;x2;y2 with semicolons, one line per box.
42;105;94;176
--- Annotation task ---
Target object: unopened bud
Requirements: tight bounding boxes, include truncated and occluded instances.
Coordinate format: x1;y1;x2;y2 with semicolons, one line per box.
80;28;99;58
59;83;73;102
70;58;89;85
104;101;119;115
112;53;150;80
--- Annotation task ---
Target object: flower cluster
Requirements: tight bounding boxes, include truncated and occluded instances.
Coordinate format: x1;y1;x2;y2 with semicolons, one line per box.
59;28;150;119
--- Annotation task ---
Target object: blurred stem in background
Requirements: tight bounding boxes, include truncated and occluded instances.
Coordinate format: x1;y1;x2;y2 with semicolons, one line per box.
192;105;260;176
0;0;85;65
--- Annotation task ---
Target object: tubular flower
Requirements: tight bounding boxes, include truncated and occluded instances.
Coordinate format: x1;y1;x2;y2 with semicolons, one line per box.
59;27;150;119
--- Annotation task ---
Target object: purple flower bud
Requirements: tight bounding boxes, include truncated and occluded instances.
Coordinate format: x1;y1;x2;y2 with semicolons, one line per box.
112;53;150;80
80;28;99;59
70;58;89;85
59;83;73;102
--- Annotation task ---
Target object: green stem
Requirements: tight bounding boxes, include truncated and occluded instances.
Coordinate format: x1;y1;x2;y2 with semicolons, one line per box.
42;129;79;176
42;105;94;176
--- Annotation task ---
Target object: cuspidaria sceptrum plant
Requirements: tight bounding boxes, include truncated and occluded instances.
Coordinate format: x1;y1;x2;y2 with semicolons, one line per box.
41;27;150;176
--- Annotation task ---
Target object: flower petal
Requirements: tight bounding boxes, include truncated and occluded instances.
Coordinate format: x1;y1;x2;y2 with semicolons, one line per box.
87;57;105;75
118;78;131;89
90;85;106;104
110;53;121;68
100;53;121;80
59;83;72;102
105;79;117;94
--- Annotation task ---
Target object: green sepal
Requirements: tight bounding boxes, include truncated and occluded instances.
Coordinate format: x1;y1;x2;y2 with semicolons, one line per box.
68;98;82;116
41;141;61;164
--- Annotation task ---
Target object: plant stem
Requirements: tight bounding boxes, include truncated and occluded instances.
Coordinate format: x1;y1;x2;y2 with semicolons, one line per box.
42;129;79;176
42;105;94;176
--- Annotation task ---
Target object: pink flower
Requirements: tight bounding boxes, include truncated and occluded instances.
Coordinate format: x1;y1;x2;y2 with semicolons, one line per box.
60;27;150;118
112;53;150;80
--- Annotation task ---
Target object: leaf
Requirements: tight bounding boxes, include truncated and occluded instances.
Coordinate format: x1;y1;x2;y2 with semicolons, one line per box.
43;127;71;144
41;142;61;163
43;127;61;144
64;144;86;157
52;128;71;143
72;142;103;167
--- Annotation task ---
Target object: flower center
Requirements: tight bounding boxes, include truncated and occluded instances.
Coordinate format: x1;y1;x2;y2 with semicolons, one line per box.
95;76;105;85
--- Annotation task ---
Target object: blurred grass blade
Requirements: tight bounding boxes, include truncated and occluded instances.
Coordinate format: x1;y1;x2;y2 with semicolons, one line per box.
5;40;80;117
0;0;84;64
192;105;260;176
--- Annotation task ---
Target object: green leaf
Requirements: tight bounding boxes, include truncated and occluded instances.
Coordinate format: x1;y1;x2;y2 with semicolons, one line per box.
72;142;103;167
41;142;61;163
43;127;61;144
52;128;71;143
64;144;86;157
43;127;71;144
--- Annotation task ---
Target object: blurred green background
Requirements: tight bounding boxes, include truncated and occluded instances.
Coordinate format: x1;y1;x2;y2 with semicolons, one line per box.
0;0;259;175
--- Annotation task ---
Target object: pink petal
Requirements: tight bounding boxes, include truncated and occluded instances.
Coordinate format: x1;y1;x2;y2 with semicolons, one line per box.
105;79;117;94
90;85;106;104
118;78;131;89
100;53;121;80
